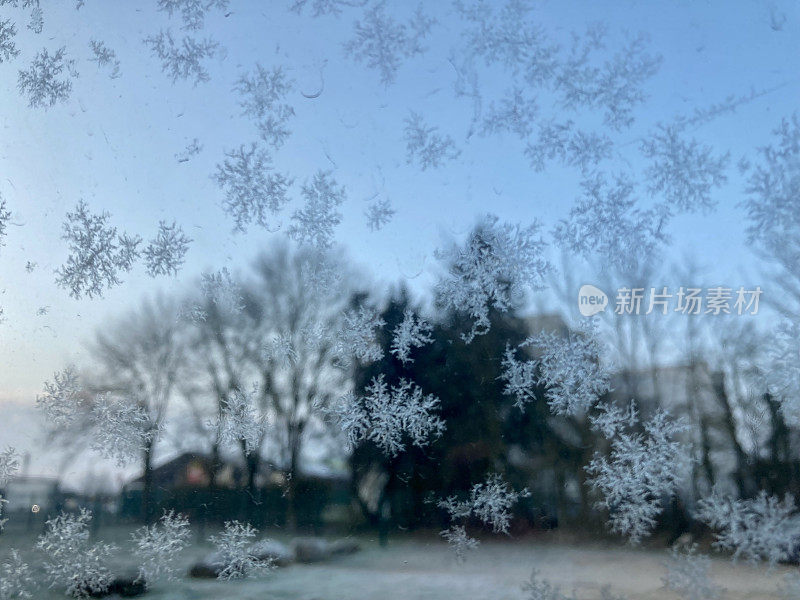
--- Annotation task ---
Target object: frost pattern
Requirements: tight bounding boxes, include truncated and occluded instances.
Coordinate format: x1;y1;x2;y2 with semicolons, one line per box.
390;309;433;364
439;474;529;560
0;550;34;600
200;267;245;315
365;197;395;232
218;386;264;455
131;510;191;586
404;111;460;170
586;406;689;543
742;115;800;273
208;521;273;580
662;544;723;600
144;30;219;85
18;46;76;108
27;5;42;34
343;3;434;86
553;173;666;272
502;321;610;414
329;375;444;456
213;143;292;232
36;367;84;429
235;64;295;149
454;0;560;88
157;0;229;31
89;40;121;78
696;490;800;567
641;125;729;215
290;0;367;17
0;447;18;485
336;305;385;365
440;525;479;563
523;570;573;600
436;214;550;342
36;510;116;598
0;19;20;63
89;393;155;466
0;197;10;252
525;120;613;173
288;170;346;248
176;138;202;162
556;32;662;131
480;88;538;139
143;221;191;277
55;201;141;299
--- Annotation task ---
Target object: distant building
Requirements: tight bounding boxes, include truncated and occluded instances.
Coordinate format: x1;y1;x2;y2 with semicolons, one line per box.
119;452;351;527
0;475;59;514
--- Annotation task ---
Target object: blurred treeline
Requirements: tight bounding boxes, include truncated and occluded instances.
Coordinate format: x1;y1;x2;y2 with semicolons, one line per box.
46;239;798;542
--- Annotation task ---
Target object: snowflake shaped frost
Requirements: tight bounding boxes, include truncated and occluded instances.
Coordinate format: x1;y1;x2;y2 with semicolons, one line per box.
390;309;433;364
329;375;444;456
55;201;141;299
662;544;723;600
586;406;689;544
288;170;346;248
0;19;20;63
404;111;460;170
36;510;116;598
235;64;295;149
436;214;550;342
144;30;219;85
696;490;800;567
343;3;434;86
131;510;191;586
143;221;191;277
89;40;121;78
208;521;273;580
18;46;76;108
502;321;610;414
213;143;292;232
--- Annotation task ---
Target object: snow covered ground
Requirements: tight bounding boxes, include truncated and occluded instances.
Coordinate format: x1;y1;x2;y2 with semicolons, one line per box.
0;525;788;599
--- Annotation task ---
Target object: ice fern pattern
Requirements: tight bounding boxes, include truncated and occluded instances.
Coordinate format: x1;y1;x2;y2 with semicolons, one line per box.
131;510;192;586
436;214;550;342
390;309;433;365
696;490;800;567
0;550;34;600
235;64;295;149
439;474;529;561
144;30;219;85
586;406;689;544
404;111;460;170
343;3;435;87
36;510;116;598
143;221;192;277
55;201;141;299
208;521;273;580
329;374;444;456
502;321;610;414
662;544;723;600
288;170;346;248
213;143;293;233
17;46;76;108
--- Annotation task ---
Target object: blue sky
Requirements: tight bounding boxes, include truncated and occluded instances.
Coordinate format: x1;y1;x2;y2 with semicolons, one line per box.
0;0;798;420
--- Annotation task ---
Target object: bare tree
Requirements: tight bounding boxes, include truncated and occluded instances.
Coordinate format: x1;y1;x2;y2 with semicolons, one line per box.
243;242;356;529
88;295;187;523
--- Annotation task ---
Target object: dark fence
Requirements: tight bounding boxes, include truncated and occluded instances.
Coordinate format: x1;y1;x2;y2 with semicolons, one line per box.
119;477;350;530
